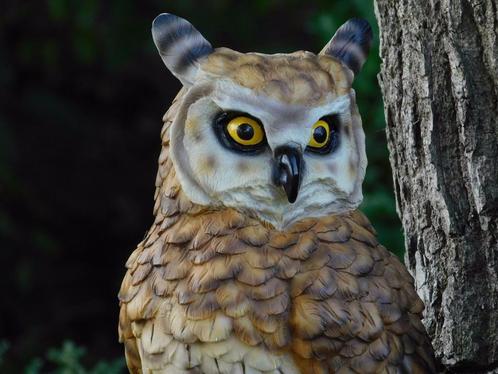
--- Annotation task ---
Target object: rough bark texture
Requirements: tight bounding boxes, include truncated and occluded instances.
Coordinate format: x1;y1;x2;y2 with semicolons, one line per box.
374;0;498;372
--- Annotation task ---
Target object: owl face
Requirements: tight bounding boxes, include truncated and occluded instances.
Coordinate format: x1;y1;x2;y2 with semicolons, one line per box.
152;14;372;229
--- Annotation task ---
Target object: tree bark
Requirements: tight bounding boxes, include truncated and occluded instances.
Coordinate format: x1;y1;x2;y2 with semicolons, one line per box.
374;0;498;372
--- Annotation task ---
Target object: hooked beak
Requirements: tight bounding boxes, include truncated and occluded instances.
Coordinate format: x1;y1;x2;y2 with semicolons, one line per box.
272;145;303;204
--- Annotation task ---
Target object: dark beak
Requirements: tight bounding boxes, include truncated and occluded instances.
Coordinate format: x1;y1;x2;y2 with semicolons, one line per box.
272;145;303;203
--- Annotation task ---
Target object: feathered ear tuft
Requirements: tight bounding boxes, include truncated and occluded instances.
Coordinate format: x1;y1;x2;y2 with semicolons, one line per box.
320;18;373;76
152;13;213;86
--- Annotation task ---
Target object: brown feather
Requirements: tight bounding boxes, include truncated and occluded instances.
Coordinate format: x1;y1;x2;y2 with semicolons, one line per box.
118;89;436;373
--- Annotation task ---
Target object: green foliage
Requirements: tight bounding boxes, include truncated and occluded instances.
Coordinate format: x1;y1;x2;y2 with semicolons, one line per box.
24;359;43;374
45;341;89;374
0;340;9;367
13;341;124;374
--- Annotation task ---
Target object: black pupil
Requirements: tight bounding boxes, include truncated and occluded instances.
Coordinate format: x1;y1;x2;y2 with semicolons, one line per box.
237;123;254;140
313;125;328;144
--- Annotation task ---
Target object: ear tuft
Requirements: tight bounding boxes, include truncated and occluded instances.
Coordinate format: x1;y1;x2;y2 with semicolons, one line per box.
152;13;213;85
320;18;373;76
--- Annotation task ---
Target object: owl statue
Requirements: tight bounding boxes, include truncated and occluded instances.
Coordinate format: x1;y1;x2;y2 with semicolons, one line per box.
118;13;436;374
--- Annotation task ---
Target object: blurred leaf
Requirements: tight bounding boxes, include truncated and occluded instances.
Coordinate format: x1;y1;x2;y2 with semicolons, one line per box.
74;0;99;29
15;341;125;374
45;341;125;374
0;340;9;366
89;358;125;374
16;260;35;292
42;40;59;68
47;0;69;21
308;12;338;42
47;341;86;373
73;31;97;64
24;358;43;374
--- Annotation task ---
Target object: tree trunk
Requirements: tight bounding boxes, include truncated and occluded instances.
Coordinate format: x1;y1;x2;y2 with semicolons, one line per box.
373;0;498;372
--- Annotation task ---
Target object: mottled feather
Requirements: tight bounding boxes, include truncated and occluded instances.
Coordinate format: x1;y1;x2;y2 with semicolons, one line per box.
118;88;436;373
119;14;435;374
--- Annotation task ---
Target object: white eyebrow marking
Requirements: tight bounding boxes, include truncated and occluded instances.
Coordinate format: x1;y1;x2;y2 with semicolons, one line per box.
212;79;351;127
306;94;351;121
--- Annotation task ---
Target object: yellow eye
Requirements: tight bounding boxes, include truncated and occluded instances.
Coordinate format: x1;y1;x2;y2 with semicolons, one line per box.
308;120;330;148
226;116;264;146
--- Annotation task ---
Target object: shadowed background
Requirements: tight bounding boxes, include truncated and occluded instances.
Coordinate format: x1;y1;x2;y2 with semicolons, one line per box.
0;0;402;371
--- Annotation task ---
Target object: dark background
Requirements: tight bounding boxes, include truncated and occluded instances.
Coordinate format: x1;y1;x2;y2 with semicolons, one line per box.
0;0;402;372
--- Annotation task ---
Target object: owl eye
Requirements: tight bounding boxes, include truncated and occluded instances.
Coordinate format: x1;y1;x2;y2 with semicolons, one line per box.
308;120;330;148
214;112;267;154
226;116;264;146
306;115;340;154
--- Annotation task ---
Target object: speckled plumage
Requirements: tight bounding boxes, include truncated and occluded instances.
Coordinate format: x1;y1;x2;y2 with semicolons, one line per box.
119;14;436;373
119;91;435;373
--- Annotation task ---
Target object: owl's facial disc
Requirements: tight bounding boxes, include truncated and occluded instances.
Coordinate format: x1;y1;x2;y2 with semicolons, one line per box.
169;53;367;229
211;108;345;204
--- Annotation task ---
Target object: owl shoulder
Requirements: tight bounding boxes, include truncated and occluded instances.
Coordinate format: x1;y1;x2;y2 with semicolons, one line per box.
289;210;437;373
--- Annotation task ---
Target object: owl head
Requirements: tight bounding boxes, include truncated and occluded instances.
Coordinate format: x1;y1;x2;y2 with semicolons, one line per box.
152;13;372;229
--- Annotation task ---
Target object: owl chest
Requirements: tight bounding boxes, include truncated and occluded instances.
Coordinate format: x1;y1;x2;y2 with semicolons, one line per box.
137;255;303;373
136;231;315;372
130;212;377;372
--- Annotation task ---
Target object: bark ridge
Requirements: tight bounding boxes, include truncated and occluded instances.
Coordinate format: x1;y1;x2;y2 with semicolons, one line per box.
374;0;498;371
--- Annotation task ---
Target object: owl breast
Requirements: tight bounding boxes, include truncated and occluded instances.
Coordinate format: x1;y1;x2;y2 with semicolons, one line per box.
119;196;431;373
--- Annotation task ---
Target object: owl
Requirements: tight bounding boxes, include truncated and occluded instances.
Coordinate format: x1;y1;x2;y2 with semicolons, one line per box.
118;13;436;374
